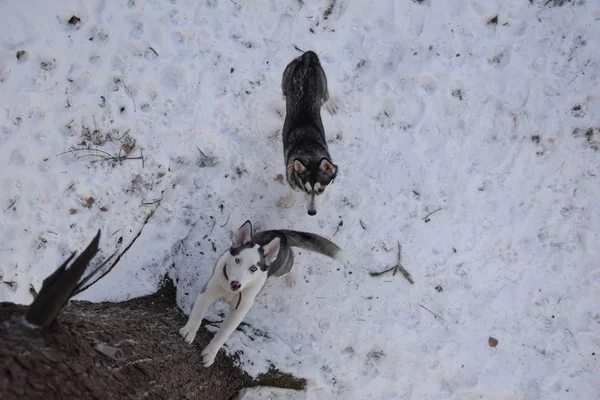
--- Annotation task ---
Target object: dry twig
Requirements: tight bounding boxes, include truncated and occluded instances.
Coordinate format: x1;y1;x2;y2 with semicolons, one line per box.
122;79;137;112
203;218;216;240
419;304;444;320
423;208;443;222
74;208;158;295
369;242;414;284
220;213;231;228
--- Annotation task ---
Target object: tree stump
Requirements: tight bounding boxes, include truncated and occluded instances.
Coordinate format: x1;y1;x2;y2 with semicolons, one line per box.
0;278;305;400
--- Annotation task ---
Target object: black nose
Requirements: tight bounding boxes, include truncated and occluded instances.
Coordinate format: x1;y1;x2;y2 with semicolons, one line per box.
230;281;241;291
308;210;317;216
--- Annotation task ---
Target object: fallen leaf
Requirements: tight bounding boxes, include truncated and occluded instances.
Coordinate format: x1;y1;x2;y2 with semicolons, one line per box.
488;336;498;347
100;207;108;212
275;174;284;183
68;16;81;25
86;197;95;207
69;208;78;215
16;50;26;60
122;144;133;154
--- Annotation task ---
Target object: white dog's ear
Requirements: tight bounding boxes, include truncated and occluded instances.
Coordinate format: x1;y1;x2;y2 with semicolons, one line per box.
234;220;253;247
294;159;307;173
319;158;337;176
262;237;280;265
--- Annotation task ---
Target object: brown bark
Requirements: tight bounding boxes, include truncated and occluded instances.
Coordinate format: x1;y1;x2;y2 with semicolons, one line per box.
0;278;305;400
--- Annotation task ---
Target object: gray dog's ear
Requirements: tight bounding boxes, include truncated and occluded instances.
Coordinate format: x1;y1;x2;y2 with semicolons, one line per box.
262;237;280;266
234;220;253;247
294;159;307;173
319;158;337;176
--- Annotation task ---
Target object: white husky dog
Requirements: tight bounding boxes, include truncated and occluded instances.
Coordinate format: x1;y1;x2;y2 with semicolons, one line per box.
179;220;344;367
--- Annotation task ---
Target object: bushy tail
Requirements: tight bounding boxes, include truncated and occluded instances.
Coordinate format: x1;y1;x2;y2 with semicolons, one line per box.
282;50;326;104
300;50;321;65
281;230;345;261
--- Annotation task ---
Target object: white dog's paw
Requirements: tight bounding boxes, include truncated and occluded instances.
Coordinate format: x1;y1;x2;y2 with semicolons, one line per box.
179;323;198;345
201;345;219;367
325;97;339;115
284;269;297;288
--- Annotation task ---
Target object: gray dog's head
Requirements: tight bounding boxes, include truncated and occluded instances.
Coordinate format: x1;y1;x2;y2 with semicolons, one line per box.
290;157;337;216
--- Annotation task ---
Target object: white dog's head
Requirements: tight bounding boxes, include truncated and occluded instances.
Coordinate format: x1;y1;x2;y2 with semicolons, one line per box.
220;221;280;293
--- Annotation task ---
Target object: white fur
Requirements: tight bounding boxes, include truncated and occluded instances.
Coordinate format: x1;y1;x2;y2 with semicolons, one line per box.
334;249;347;261
305;183;330;215
284;265;297;287
179;223;281;367
324;95;338;115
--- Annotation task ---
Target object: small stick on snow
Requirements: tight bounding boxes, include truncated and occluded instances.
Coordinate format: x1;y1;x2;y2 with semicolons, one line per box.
294;45;305;53
568;59;591;85
369;242;414;284
419;304;444;320
196;146;208;159
141;199;162;206
148;47;159;57
108;128;131;142
58;147;144;165
220;213;231;228
380;241;389;252
6;199;17;211
57;148;111;158
332;220;343;238
122;79;137;112
422;208;443;221
75;209;158;295
203;218;216;239
560;210;568;220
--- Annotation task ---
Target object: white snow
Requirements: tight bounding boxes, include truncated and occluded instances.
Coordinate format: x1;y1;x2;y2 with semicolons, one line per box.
1;0;599;398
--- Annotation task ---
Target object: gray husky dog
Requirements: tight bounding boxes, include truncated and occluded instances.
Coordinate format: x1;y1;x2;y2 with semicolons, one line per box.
179;220;345;367
278;50;339;216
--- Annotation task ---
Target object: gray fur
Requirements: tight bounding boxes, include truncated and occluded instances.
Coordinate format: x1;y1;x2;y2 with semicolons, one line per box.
253;229;343;278
281;50;338;215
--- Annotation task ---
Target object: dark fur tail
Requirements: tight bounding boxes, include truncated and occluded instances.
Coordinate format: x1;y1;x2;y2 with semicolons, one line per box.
300;51;321;65
280;230;345;261
282;50;327;103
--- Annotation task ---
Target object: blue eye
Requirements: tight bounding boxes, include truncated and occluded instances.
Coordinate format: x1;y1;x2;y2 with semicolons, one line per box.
250;265;257;272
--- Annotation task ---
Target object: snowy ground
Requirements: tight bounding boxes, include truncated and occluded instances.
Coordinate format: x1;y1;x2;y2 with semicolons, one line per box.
1;0;599;398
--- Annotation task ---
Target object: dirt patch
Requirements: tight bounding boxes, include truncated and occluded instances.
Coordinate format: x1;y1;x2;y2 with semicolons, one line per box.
0;278;305;400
